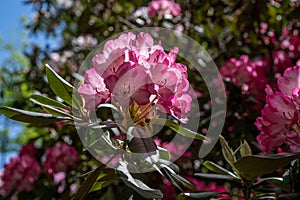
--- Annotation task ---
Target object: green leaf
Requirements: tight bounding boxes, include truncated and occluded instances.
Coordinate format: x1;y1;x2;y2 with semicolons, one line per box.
0;106;71;124
239;140;252;157
194;173;240;182
45;64;74;106
219;135;236;164
283;159;299;191
89;168;118;193
118;161;163;199
30;94;70;111
30;97;73;118
176;192;225;200
254;177;292;191
73;166;108;200
157;146;171;161
203;161;239;178
233;153;300;180
41;106;73;118
153;119;209;141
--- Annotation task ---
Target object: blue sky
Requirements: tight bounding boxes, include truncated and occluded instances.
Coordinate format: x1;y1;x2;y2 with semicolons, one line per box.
0;1;34;167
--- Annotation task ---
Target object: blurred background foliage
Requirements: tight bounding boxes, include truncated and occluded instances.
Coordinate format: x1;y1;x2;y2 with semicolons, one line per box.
0;0;299;199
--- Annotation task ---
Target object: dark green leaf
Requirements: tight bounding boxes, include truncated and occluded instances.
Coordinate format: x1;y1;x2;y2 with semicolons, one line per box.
153;119;209;141
45;64;74;106
283;159;299;191
219;135;236;164
89;168;118;193
118;161;163;199
278;193;300;200
30;96;73;118
176;192;224;200
30;94;70;111
41;106;73;118
240;140;252;157
203;161;239;178
194;173;239;181
254;177;291;191
73;166;106;200
0;106;71;123
233;153;300;180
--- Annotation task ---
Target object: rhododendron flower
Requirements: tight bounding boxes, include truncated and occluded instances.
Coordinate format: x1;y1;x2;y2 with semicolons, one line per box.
0;154;41;196
148;0;182;19
43;143;78;176
263;50;293;76
19;144;37;157
256;65;300;153
277;65;300;99
78;68;110;110
78;32;192;123
220;55;268;101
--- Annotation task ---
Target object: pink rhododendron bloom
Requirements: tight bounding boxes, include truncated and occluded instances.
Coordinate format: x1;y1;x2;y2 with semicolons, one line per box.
19;144;37;157
78;68;110;110
277;65;300;98
255;92;298;152
43;143;78;176
220;55;268;101
78;32;192;122
285;131;300;153
0;154;41;196
148;0;182;19
256;66;300;153
263;50;293;76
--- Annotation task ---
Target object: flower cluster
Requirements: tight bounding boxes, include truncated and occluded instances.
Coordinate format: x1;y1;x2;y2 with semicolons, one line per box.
221;25;300;106
0;145;41;196
255;65;300;153
220;55;268;102
43;142;79;176
147;0;182;19
78;32;192;123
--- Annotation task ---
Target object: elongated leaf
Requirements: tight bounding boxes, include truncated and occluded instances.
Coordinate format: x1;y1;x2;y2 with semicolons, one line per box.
170;173;194;191
219;135;236;164
45;64;74;106
240;140;252;157
157;146;171;161
233;153;300;180
195;173;239;181
89;169;118;193
118;161;163;199
30;94;70;111
177;192;224;200
42;106;73;118
0;106;71;123
73;166;106;200
254;177;291;191
203;161;239;178
153;119;208;141
30;98;73;118
283;159;299;191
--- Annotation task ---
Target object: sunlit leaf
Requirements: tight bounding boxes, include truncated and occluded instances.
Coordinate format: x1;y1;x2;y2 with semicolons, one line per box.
239;140;252;157
45;64;74;106
233;153;300;180
203;161;239;178
219;135;236;164
153;119;208;141
0;106;71;123
194;173;239;182
176;192;225;200
30;94;70;111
